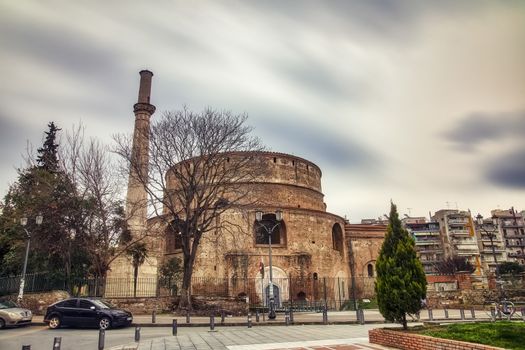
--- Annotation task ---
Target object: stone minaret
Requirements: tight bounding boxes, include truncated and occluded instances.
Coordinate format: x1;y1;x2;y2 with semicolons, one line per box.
106;71;158;293
126;70;156;232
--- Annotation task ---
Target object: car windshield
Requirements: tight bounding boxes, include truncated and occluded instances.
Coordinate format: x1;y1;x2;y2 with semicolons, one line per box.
90;299;114;309
0;300;18;309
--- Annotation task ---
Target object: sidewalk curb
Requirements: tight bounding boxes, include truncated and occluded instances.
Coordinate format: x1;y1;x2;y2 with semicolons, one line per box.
32;320;387;327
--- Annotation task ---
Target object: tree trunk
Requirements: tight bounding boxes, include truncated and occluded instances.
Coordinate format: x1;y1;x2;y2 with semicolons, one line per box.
178;255;195;311
133;265;138;297
402;314;407;330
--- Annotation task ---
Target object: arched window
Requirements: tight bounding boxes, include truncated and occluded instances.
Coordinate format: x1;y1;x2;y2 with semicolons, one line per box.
367;263;374;277
332;223;344;254
165;220;182;253
254;214;286;246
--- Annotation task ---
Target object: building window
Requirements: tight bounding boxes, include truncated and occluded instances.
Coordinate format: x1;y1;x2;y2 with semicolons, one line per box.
367;264;374;277
332;223;344;254
166;220;183;253
254;213;286;245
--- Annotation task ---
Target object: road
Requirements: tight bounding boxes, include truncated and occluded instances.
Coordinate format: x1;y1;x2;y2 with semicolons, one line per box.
0;324;398;350
0;308;500;350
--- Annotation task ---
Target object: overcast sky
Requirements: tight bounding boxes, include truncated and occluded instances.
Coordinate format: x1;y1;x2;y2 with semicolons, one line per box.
1;1;524;222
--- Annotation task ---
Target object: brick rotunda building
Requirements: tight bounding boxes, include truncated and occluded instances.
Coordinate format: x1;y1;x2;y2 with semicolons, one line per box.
161;151;350;306
108;71;385;307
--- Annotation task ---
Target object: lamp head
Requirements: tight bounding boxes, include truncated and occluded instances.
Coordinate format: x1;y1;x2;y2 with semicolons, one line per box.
35;215;43;225
20;217;28;226
476;214;483;226
255;210;262;222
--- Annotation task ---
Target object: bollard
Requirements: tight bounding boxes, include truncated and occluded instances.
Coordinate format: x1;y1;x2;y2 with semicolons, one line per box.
98;329;105;350
428;308;433;321
152;310;156;324
186;310;190;324
444;308;449;319
285;311;290;326
521;307;525;321
221;310;225;324
22;346;31;350
172;319;177;336
470;307;475;319
490;306;496;321
289;308;294;323
460;308;465;320
135;326;141;342
247;313;252;328
210;315;215;331
359;308;365;325
262;311;266;322
322;307;328;325
52;337;61;349
255;309;260;322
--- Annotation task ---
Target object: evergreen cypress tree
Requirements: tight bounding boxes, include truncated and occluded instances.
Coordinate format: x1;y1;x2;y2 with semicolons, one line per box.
375;202;427;329
36;122;61;172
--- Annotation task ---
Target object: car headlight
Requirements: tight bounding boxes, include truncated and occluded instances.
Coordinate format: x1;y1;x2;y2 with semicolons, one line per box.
7;312;21;318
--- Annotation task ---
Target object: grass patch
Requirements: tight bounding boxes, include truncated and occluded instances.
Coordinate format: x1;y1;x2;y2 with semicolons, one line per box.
418;322;525;350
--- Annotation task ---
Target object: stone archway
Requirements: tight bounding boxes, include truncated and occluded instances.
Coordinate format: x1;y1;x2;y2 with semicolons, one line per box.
257;266;289;307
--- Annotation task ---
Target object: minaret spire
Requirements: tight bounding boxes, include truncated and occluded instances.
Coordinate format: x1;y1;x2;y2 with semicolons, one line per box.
127;70;156;236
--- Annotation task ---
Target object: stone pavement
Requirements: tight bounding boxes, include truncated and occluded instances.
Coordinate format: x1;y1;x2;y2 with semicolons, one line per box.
111;324;399;350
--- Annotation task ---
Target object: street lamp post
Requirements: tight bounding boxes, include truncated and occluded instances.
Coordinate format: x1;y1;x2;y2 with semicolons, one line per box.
476;214;500;285
18;215;43;302
255;209;283;320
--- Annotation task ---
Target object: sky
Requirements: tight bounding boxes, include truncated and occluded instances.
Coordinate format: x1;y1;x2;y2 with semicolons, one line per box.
0;1;524;222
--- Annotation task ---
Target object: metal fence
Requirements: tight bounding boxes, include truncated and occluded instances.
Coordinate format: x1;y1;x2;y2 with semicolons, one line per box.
0;273;377;310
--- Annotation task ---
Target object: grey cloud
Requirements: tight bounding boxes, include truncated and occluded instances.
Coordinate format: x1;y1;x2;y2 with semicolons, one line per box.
445;110;525;150
248;0;479;42
253;111;377;169
486;148;525;188
276;57;365;100
0;18;126;87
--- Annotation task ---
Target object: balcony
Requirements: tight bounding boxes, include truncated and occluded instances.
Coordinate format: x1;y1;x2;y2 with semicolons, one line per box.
415;240;441;245
449;229;470;236
508;252;525;258
448;218;468;224
501;220;523;228
412;231;440;236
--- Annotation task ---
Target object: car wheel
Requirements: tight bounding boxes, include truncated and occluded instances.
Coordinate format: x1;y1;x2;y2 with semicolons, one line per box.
99;317;111;330
0;318;5;329
48;316;61;329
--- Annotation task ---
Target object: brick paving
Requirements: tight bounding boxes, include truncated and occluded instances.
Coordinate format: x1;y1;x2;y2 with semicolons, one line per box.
122;324;397;350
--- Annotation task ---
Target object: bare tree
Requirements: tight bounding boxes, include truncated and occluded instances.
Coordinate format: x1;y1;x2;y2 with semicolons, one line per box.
433;256;475;274
61;125;147;279
115;107;264;309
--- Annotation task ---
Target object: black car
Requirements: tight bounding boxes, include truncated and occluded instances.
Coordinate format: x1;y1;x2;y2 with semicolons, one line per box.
44;298;132;330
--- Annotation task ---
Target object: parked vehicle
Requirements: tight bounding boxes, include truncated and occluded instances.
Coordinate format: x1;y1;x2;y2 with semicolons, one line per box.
44;298;132;330
0;299;32;329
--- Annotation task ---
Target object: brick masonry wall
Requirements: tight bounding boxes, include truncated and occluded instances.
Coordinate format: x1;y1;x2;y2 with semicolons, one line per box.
106;296;248;315
369;328;505;350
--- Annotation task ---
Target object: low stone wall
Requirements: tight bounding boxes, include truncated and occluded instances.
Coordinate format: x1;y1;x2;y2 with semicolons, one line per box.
369;328;504;350
6;291;249;316
4;290;71;315
105;296;173;314
106;295;248;315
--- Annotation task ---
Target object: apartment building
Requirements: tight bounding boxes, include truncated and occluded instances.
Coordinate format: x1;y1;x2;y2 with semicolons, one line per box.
493;208;525;265
474;216;507;275
403;216;444;274
432;209;483;275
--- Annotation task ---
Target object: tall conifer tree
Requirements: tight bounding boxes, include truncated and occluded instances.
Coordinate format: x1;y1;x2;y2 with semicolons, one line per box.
375;202;427;329
37;122;61;172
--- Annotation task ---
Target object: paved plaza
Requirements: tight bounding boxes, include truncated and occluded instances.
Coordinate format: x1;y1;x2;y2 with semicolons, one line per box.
114;324;397;350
